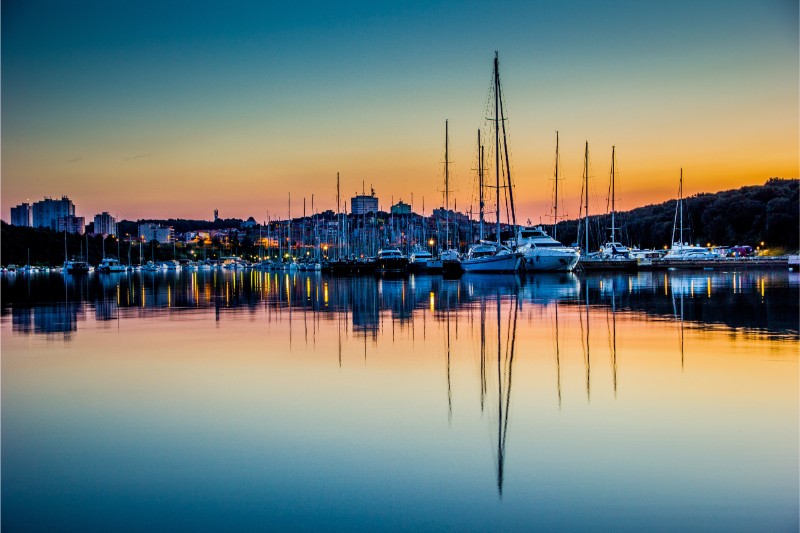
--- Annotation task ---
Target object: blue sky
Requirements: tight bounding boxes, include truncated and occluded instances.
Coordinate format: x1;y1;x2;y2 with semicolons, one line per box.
2;0;798;220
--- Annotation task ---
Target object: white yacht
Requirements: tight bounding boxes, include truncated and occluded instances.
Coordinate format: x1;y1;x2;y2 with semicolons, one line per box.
374;248;409;274
62;260;90;274
514;226;579;272
97;258;128;273
461;242;522;273
409;247;433;266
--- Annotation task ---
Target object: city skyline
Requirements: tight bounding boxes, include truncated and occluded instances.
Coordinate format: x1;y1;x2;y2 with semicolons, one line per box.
2;1;798;222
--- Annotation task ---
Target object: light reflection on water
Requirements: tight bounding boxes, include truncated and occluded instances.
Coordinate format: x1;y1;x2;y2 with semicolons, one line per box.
1;270;798;531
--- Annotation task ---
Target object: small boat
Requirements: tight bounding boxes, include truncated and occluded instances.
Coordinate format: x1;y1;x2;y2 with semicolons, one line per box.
97;257;128;273
374;248;408;275
408;246;434;273
62;260;90;274
141;261;160;272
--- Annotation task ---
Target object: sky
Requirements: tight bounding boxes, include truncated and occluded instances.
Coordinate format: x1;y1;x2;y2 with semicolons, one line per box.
2;0;798;223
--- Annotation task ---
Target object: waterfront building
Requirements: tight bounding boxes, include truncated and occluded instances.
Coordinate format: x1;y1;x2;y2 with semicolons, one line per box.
32;196;75;231
138;223;173;244
94;212;117;236
58;215;86;235
391;200;411;215
10;203;32;227
351;192;378;215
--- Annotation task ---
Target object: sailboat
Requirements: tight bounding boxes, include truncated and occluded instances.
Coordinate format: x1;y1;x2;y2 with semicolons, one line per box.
514;131;580;272
461;52;522;274
598;146;632;259
439;120;461;263
62;229;90;274
664;169;715;260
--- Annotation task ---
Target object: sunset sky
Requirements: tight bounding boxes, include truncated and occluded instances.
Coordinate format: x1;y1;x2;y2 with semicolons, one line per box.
2;0;798;223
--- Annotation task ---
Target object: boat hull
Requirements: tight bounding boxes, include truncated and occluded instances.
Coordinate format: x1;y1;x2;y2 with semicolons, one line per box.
522;250;579;272
373;257;409;275
461;253;521;273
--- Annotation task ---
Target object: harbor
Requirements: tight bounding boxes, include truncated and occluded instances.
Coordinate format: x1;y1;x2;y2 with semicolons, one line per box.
3;2;798;531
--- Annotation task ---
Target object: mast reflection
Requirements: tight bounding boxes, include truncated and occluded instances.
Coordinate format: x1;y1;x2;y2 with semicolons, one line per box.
1;269;795;341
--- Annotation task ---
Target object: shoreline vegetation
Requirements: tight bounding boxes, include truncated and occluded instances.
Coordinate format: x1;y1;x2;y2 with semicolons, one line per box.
2;178;797;267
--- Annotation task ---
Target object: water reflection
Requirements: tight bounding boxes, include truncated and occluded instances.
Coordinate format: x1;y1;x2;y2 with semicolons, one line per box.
2;270;796;339
2;269;797;530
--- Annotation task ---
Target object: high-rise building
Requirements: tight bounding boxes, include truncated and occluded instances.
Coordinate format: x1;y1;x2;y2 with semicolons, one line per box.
351;192;378;215
94;212;117;236
214;209;219;222
10;203;32;227
58;215;86;235
138;223;173;244
32;196;75;230
390;200;411;215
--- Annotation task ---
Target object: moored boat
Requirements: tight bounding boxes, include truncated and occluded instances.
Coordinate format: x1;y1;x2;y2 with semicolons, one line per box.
97;257;128;273
514;226;579;272
461;242;522;273
374;248;408;275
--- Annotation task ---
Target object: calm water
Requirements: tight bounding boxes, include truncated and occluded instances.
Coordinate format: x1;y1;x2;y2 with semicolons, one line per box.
2;269;798;532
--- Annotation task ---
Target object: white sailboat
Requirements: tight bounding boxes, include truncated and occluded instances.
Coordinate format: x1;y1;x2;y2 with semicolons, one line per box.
598;146;632;259
439;119;460;261
461;52;522;274
664;169;715;260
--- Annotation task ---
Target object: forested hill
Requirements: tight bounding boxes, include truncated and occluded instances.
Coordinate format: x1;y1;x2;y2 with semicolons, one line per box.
555;178;798;252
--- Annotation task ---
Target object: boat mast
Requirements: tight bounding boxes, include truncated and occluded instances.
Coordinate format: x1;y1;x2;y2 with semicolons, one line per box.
478;129;485;241
445;119;450;250
496;52;517;233
554;131;559;240
584;141;589;252
494;53;501;246
288;192;292;261
679;168;684;248
610;146;616;244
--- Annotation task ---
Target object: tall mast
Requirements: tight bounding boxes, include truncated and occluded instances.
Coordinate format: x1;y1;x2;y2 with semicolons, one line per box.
584;141;589;252
478;129;485;241
679;168;684;248
288;192;292;260
336;172;340;260
494;53;501;245
610;146;616;244
554;131;559;240
445;119;450;250
497;53;517;232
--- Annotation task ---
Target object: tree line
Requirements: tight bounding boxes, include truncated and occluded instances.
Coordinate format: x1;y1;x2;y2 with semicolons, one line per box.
555;178;798;252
